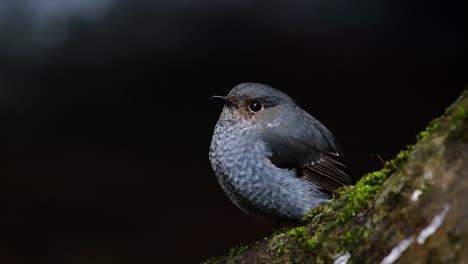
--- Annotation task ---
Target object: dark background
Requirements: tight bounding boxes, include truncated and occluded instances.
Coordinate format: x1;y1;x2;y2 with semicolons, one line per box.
0;0;466;263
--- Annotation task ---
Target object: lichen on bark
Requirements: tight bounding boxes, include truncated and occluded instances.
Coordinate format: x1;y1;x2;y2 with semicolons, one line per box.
204;89;468;264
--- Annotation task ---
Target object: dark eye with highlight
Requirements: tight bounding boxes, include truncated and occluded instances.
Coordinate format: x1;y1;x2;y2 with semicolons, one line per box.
249;101;263;112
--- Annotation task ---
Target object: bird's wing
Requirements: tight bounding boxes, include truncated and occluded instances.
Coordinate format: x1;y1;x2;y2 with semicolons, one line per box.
299;152;353;194
261;105;354;194
268;144;354;194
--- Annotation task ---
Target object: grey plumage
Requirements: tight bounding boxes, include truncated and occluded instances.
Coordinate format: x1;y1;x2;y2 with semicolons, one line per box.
209;83;354;222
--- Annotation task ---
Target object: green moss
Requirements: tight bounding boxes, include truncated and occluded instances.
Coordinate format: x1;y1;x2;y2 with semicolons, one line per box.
303;230;323;252
450;106;467;129
332;185;353;199
270;234;290;257
384;145;415;171
286;226;317;252
303;204;326;222
338;145;414;223
227;243;251;257
416;94;466;138
416;118;440;141
286;226;308;252
287;226;306;242
276;247;285;257
202;242;253;263
341;227;369;248
341;230;354;244
416;91;467;140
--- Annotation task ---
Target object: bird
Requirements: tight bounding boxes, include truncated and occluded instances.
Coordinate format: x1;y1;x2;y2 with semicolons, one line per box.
209;83;354;222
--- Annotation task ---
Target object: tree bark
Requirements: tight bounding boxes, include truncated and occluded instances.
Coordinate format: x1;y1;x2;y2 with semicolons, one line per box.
204;89;468;264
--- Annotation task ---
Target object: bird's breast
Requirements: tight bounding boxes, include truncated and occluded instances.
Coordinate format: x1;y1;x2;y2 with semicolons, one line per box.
209;119;328;221
209;121;267;197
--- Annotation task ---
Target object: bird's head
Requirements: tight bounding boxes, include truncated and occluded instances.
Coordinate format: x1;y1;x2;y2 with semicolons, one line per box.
212;83;295;126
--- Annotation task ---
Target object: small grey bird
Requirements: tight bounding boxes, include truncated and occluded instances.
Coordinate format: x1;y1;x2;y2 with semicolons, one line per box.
209;83;354;222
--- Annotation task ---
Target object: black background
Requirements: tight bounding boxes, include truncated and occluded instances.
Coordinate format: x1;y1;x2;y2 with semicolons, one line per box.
0;1;467;263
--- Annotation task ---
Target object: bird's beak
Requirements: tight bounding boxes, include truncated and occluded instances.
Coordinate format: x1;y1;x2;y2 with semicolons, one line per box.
211;95;233;106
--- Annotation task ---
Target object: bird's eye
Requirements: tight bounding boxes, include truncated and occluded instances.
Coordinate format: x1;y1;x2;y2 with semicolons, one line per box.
249;101;263;112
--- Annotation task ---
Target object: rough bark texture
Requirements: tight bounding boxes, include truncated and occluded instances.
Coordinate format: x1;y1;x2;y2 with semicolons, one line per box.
204;89;468;264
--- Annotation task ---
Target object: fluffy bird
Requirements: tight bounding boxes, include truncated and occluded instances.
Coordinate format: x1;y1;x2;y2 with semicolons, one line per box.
209;83;354;222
